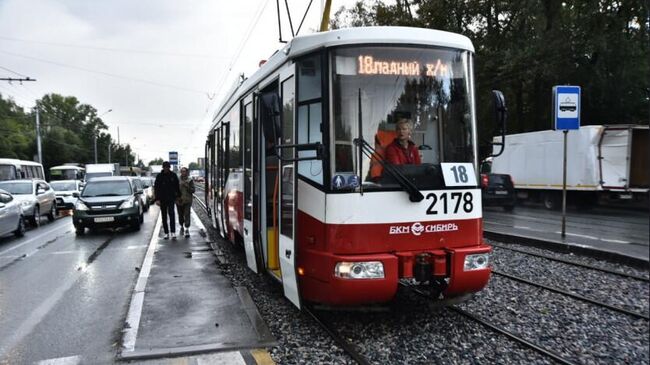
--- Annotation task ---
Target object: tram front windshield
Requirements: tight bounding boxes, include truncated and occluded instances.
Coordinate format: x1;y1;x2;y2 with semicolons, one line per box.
331;46;475;191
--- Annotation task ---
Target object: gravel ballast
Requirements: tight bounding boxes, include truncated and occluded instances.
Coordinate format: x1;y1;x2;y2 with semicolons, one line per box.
194;201;649;364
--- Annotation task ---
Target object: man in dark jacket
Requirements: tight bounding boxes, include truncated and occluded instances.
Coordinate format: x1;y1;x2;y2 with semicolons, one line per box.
154;161;181;239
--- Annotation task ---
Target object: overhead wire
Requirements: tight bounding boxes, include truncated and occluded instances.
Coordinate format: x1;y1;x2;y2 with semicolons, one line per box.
0;50;207;95
209;0;271;110
0;65;30;78
0;36;225;60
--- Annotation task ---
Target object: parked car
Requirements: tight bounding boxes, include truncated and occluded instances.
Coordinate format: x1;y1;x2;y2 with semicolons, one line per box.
480;173;516;212
0;189;25;237
140;177;155;205
0;179;57;226
128;177;149;212
72;176;144;234
50;180;82;211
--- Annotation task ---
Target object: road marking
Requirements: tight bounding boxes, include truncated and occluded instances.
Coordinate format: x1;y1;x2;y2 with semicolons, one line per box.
196;352;247;365
122;215;162;353
0;220;70;256
35;355;81;365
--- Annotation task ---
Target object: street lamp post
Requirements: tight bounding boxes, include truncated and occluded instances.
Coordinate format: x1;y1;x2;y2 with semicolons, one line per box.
94;109;112;164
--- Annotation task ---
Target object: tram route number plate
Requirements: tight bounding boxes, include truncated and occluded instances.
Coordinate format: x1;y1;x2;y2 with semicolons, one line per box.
94;217;115;223
440;163;478;187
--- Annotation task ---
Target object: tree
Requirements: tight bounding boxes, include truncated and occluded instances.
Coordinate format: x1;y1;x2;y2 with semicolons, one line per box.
188;162;200;170
332;0;650;160
148;158;164;166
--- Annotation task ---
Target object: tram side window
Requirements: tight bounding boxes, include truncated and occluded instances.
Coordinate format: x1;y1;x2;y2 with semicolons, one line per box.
243;102;253;220
297;55;323;185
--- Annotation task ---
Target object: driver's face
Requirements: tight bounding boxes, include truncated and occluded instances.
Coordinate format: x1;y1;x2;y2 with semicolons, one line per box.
396;124;411;142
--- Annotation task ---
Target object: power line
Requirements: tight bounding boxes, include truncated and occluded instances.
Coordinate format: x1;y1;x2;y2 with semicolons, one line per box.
0;36;227;60
0;50;208;95
0;65;30;78
210;0;271;106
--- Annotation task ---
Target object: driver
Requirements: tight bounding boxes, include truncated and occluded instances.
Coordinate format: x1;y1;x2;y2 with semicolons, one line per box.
385;118;421;165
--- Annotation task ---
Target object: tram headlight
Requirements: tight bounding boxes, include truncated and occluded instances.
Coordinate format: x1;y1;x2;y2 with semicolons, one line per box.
464;253;490;271
334;261;384;279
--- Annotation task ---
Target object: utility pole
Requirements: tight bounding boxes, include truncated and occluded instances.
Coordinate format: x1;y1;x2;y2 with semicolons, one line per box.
35;104;42;164
108;142;111;163
93;133;98;164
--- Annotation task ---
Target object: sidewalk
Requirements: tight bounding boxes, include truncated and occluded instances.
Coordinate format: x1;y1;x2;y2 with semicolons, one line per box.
120;207;276;361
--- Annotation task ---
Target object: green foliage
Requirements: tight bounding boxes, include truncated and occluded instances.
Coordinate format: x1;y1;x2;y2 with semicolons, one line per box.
188;162;200;170
0;92;137;173
148;158;164;166
333;0;650;157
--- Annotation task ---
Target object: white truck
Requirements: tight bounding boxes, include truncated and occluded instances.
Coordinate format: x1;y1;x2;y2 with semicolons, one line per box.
149;165;163;178
491;125;649;209
85;163;120;181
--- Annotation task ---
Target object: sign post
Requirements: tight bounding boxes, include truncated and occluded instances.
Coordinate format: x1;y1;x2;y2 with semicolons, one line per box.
553;85;581;238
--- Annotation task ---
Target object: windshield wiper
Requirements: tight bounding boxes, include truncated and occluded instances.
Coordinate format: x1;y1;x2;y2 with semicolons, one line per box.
93;193;122;197
353;137;424;202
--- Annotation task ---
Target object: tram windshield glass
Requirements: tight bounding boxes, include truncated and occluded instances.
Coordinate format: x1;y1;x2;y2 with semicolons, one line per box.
331;46;475;191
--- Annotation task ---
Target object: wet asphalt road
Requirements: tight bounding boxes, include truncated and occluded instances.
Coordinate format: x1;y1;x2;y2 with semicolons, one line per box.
483;203;649;260
0;210;158;364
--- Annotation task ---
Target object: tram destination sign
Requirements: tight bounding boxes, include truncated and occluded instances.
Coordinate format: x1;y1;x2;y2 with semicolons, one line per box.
357;55;450;77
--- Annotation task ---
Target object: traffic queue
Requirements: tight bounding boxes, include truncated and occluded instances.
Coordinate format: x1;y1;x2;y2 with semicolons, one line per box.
0;158;163;239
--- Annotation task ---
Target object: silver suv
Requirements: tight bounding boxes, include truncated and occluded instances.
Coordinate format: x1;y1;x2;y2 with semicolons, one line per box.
0;179;57;227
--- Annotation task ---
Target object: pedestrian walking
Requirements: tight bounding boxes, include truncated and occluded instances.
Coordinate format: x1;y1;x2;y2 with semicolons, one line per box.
154;161;180;239
177;167;195;238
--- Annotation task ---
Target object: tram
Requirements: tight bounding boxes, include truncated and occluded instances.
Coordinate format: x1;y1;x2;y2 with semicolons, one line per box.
205;27;506;308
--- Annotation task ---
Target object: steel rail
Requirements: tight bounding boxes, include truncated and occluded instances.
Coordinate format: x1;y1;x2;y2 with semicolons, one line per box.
492;243;650;282
402;284;578;365
192;193;208;213
493;270;649;320
303;306;372;365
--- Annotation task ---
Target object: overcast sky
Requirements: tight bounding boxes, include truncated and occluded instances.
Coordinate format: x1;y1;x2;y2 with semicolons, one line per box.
0;0;359;165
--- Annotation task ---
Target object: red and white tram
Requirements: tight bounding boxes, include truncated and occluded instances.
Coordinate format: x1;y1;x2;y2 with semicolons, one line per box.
205;27;505;308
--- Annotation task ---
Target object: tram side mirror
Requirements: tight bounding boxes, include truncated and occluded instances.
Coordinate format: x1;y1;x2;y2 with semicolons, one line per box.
489;90;507;158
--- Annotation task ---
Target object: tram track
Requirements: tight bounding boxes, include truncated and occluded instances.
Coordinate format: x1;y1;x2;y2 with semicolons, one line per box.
492;269;649;320
402;283;579;365
491;243;650;282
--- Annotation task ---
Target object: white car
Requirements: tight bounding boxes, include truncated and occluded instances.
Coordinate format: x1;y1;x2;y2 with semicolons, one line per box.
0;179;57;227
50;180;82;211
0;189;25;237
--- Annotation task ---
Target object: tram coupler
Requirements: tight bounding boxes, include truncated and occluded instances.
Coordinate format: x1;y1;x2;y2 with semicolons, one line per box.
414;253;432;283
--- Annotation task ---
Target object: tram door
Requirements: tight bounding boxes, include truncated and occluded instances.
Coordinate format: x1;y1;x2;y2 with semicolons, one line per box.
278;65;300;308
243;98;259;273
215;123;229;238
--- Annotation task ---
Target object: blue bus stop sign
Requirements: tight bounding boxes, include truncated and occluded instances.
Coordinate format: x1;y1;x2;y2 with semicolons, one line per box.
169;151;178;165
553;85;581;130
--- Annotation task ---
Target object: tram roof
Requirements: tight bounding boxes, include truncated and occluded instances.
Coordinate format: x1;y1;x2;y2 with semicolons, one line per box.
210;27;474;128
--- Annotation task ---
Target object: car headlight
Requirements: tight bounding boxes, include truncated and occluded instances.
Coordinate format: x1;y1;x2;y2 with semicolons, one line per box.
334;261;384;279
119;198;135;209
75;200;89;211
464;253;490;271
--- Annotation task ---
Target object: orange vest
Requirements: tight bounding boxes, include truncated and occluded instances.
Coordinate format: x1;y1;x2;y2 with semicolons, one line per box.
369;130;397;181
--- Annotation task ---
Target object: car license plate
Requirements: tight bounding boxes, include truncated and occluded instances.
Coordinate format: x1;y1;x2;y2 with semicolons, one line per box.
495;190;508;195
94;217;115;223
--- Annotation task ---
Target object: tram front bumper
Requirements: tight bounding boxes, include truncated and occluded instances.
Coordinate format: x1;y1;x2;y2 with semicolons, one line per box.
298;245;492;306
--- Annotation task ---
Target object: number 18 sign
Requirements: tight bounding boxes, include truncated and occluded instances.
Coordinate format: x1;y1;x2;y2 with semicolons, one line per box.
441;163;477;187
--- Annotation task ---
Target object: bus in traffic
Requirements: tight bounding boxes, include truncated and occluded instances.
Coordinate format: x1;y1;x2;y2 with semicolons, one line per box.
0;158;45;181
